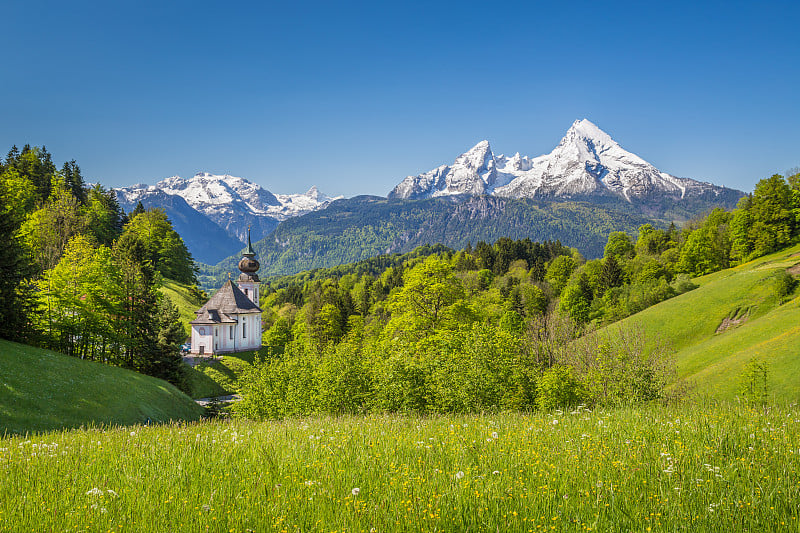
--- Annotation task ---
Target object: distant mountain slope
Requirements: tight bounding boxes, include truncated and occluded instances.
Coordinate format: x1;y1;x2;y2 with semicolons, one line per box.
199;194;654;286
115;190;245;264
0;340;204;434
115;173;341;264
390;119;744;207
606;244;800;401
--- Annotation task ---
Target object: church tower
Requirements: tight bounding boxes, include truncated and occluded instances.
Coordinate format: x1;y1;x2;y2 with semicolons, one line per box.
236;226;260;306
189;228;263;356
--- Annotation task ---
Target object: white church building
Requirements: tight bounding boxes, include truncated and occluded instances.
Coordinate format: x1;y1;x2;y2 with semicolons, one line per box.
190;231;262;355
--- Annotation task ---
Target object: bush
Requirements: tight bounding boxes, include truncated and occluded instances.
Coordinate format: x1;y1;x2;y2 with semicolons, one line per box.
773;271;797;302
536;365;582;410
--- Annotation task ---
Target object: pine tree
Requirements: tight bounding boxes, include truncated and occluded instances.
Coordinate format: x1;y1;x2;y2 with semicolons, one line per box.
131;201;145;218
0;208;34;341
62;160;87;203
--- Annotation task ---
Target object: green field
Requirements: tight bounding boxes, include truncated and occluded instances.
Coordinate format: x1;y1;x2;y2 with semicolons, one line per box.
0;340;204;435
608;244;800;401
1;404;798;531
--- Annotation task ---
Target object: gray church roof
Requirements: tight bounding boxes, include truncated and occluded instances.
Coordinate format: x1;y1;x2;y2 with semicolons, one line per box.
191;281;262;325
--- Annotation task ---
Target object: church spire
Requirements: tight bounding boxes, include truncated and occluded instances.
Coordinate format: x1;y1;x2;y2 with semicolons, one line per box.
244;225;256;258
237;225;260;280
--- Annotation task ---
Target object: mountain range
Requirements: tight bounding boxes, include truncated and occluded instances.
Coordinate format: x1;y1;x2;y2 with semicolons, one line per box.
389;119;735;204
114;120;744;274
115;174;341;264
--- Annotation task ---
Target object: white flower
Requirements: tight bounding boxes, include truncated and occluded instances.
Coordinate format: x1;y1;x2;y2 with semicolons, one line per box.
491;431;498;439
106;489;118;498
86;488;103;497
492;470;500;475
351;487;360;496
552;419;559;425
455;471;465;480
304;480;315;487
129;431;136;437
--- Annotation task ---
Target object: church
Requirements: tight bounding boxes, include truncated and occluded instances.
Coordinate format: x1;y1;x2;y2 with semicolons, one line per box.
189;230;262;356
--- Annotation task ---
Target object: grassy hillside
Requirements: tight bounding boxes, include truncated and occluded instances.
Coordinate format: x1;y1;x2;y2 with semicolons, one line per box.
608;243;800;401
160;278;206;337
0;340;204;435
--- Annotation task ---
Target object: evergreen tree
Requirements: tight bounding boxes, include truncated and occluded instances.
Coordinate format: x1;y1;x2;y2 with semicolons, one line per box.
148;296;188;390
130;201;145;218
61;160;87;203
0;207;34;341
599;254;624;294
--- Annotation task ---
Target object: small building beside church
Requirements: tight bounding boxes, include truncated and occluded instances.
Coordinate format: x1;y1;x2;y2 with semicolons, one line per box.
189;230;263;355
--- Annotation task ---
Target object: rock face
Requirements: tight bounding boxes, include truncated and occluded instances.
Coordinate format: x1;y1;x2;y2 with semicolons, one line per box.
115;173;342;264
389;119;736;204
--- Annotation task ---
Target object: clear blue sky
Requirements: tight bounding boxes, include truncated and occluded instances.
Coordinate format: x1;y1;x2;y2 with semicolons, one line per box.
2;0;798;197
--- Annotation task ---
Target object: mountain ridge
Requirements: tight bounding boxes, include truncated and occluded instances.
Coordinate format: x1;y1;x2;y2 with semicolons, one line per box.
389;119;740;204
115;173;342;264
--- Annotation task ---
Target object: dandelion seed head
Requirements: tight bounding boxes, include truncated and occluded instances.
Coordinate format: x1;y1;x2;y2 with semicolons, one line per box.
351;487;360;496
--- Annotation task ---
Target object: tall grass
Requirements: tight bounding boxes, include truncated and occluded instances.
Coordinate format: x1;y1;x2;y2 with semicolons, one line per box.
2;403;798;531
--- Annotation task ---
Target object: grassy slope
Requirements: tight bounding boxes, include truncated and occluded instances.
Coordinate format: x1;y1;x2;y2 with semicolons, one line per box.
184;350;260;399
609;243;800;401
160;278;203;338
0;340;204;435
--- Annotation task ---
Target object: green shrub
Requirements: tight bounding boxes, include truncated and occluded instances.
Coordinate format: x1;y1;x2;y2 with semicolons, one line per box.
536;365;582;410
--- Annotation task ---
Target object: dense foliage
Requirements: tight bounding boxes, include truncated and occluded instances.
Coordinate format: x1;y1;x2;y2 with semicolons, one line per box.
0;146;198;389
236;172;800;417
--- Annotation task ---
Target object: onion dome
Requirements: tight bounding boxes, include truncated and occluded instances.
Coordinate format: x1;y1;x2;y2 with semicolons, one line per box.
238;226;260;276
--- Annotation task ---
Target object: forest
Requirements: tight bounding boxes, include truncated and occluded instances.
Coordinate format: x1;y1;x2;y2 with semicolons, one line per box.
0;145;198;389
238;170;800;417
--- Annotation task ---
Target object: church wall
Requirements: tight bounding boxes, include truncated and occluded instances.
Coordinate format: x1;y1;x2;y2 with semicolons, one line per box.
191;326;214;355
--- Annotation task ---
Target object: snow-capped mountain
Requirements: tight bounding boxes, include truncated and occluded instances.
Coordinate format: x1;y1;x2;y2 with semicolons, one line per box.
114;173;342;265
389;119;732;203
116;173;342;242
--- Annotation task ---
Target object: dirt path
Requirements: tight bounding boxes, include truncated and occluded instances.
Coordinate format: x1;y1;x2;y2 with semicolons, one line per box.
194;394;241;407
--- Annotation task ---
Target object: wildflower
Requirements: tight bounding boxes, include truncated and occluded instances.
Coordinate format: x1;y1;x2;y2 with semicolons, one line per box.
491;431;499;439
455;471;465;480
106;489;118;498
86;488;103;497
130;431;136;437
351;487;360;496
304;480;315;487
552;419;559;425
492;470;500;475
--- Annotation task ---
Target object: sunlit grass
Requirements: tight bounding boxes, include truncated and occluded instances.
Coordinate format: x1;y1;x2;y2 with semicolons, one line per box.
2;403;798;531
606;244;800;401
0;340;203;434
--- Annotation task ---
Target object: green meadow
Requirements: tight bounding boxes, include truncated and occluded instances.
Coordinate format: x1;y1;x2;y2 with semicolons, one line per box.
2;404;798;532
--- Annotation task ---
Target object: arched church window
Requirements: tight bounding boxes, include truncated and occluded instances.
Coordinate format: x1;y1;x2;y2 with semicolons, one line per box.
199;327;205;335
